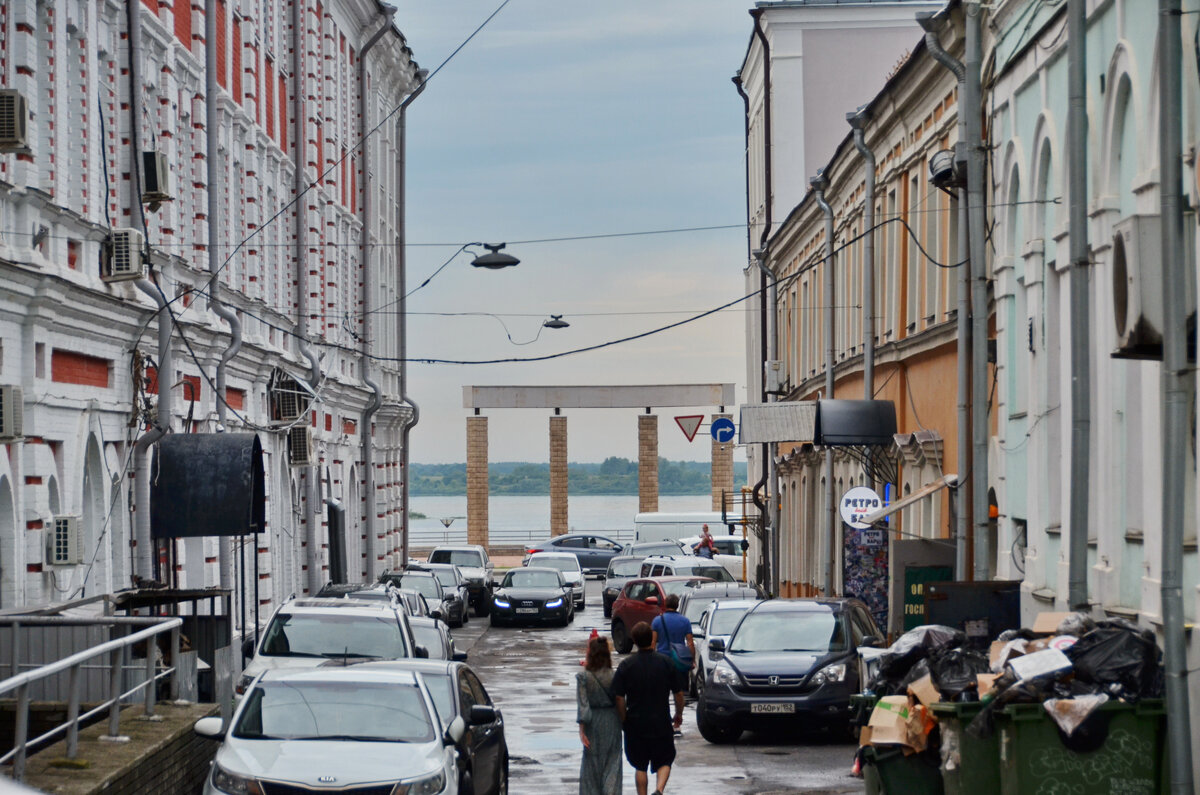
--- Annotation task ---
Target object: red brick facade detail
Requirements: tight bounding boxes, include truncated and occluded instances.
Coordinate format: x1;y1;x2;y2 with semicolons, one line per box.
225;387;245;411
52;350;111;388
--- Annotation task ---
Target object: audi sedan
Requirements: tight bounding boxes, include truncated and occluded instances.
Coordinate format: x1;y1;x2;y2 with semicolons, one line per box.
489;567;574;627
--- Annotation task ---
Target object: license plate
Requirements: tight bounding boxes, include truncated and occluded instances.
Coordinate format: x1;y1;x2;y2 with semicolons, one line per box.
750;703;795;714
516;608;539;614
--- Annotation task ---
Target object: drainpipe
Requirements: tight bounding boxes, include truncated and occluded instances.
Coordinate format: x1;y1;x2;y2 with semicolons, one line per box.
812;172;837;596
128;0;169;582
1157;0;1194;789
398;70;429;567
847;108;876;401
206;0;242;593
734;76;753;270
918;12;971;581
964;1;991;582
357;9;396;581
292;0;323;595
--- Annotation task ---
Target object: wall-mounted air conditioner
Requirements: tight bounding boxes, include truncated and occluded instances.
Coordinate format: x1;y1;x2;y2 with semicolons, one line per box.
141;150;173;208
0;385;23;440
48;515;83;565
288;425;314;467
764;360;787;395
0;90;29;152
103;228;146;282
271;373;316;423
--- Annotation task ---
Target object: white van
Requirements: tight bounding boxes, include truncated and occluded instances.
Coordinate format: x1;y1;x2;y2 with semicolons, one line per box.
633;511;730;543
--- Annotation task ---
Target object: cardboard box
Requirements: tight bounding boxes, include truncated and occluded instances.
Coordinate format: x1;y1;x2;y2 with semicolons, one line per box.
866;696;912;746
977;673;998;697
990;638;1027;671
1031;611;1071;635
1008;648;1073;682
858;725;873;748
906;674;942;708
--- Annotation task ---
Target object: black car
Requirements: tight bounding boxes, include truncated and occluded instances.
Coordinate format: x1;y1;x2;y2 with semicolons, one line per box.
602;556;645;618
424;563;472;628
696;598;883;743
361;659;508;795
490;567;575;627
428;545;495;617
522;532;625;576
381;569;456;625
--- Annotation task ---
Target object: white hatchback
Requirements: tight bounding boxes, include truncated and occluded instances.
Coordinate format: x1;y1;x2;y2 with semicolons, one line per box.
197;667;460;794
525;552;586;609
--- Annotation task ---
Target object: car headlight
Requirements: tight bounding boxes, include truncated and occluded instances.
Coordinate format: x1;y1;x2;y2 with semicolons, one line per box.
392;769;446;795
235;674;255;695
711;660;741;687
545;598;563;608
492;598;511;609
810;662;847;686
211;763;263;795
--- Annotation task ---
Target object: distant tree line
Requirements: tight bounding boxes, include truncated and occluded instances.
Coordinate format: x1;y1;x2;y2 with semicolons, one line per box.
410;457;748;496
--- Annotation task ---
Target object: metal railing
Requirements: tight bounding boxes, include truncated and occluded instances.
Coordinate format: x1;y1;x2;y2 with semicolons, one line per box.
0;616;183;782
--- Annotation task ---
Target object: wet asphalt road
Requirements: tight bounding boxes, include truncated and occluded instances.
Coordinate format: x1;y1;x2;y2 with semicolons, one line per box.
450;578;865;795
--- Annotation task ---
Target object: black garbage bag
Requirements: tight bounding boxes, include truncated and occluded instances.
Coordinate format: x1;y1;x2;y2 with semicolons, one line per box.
1066;621;1163;701
897;657;932;692
1055;611;1097;637
929;648;990;700
869;625;966;694
996;627;1037;642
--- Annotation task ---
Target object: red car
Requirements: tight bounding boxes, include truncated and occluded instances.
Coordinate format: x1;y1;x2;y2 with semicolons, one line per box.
609;576;714;653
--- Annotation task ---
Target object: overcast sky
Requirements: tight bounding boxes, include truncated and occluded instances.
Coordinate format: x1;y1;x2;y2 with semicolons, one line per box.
396;1;753;464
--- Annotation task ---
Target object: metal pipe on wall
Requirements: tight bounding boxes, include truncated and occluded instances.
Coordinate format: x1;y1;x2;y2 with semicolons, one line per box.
1156;0;1194;789
847;109;876;402
812;172;837;596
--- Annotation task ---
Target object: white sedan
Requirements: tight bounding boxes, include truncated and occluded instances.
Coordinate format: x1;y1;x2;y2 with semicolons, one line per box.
525;551;586;609
196;667;461;794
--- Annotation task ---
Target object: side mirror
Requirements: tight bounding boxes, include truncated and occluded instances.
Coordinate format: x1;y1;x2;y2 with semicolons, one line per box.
469;704;496;725
430;609;443;622
446;715;466;745
860;635;883;648
241;638;256;659
415;645;430;659
193;717;225;740
708;638;726;652
452;650;469;662
645;596;660;607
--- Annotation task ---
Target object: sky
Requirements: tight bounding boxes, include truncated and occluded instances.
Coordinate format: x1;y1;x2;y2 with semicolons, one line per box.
396;1;755;464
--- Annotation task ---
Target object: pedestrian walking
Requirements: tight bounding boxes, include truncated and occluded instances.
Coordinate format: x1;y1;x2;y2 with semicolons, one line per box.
612;621;687;795
650;594;695;675
577;636;622;795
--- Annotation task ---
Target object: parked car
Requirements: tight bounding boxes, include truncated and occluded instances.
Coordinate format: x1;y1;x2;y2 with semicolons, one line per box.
196;667;461;795
396;588;433;619
410;615;467;662
623;540;687;559
381;568;454;625
522;532;624;576
609;576;714;654
424;563;472;628
428;545;496;617
690;598;761;698
490;567;575;627
639;554;737;583
315;581;404;607
525;551;586;609
365;659;509;795
237;598;423;695
679;533;750;581
678;582;764;634
695;598;883;743
602;556;645;618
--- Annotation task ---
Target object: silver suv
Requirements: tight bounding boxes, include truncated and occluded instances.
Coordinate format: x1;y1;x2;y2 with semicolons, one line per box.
639;555;736;582
428;544;495;616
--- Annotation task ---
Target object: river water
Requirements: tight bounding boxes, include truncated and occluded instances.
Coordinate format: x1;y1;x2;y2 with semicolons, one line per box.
409;494;714;547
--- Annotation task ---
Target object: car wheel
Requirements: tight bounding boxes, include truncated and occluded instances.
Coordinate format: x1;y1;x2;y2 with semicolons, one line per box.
475;595;491;617
489;614;505;628
494;755;508;795
459;768;475;795
577;596;586;611
603;600;612;619
611;620;632;654
697;703;741;744
462;607;470;625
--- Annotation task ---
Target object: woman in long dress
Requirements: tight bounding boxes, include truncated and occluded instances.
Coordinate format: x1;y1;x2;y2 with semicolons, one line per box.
577;636;622;795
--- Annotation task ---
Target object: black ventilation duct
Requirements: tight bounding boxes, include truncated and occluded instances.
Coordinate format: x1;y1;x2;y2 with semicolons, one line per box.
152;434;265;538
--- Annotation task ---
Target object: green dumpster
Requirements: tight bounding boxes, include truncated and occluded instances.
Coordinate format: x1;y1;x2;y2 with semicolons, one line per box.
996;699;1166;795
861;745;945;795
931;701;999;795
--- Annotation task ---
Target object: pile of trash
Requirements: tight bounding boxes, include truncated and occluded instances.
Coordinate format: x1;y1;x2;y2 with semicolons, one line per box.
853;612;1165;772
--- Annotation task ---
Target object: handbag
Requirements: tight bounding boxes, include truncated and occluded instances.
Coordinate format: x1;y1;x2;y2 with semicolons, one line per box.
661;616;692;672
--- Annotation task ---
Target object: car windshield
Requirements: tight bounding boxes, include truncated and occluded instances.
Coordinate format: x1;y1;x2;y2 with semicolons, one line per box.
411;624;445;658
532;557;580;573
661;580;703;599
420;673;455;730
430;569;457;587
234;681;435;742
346;590;390;602
430;550;483;568
260;613;408;658
729;610;846;653
608;559;642;577
682;599;711;622
711;606;752;636
398;575;441;600
505;570;561;588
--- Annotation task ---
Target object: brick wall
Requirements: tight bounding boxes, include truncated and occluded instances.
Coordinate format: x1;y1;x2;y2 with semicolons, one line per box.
711;413;734;510
638;414;658;513
466;416;489;547
549;415;568;536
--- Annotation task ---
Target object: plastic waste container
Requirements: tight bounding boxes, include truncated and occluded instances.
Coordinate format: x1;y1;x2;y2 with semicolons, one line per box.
850;693;879;739
860;745;945;795
931;701;999;795
995;699;1165;795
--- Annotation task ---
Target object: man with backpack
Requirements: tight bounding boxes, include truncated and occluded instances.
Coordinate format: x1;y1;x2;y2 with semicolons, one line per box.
650;594;695;675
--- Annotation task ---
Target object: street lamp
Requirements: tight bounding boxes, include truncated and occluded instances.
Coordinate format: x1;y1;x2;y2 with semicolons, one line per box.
543;315;569;329
471;243;520;269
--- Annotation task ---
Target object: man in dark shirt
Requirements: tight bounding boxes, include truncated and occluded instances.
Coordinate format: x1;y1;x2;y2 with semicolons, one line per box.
611;621;686;795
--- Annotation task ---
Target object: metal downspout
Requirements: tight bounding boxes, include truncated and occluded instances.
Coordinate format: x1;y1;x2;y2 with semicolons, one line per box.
129;0;169;582
812;173;837;596
964;2;991;582
357;10;395;581
398;72;429;567
292;0;322;595
847;110;876;401
919;14;971;580
734;77;753;270
1157;0;1194;788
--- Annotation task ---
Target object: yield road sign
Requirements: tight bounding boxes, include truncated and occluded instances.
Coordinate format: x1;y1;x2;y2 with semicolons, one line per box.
675;415;704;442
710;417;736;443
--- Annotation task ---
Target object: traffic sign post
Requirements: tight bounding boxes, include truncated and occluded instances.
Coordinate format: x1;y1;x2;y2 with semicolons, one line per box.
710;417;736;443
674;415;704;442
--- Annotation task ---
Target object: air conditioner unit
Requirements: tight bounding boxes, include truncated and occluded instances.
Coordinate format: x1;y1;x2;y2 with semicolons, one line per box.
0;385;22;440
48;515;83;565
103;228;146;282
288;425;314;468
764;360;787;395
272;375;310;422
141;150;173;206
0;90;29;152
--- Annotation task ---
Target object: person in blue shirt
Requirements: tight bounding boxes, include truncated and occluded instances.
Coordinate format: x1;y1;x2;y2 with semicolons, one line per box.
650;594;695;673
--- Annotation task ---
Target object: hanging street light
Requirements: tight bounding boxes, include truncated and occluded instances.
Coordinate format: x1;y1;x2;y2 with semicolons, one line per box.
470;243;520;269
543;315;570;329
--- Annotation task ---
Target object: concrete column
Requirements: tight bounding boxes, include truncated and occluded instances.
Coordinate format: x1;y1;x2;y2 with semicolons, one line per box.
638;414;659;513
550;415;568;536
466;416;489;547
711;413;734;511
